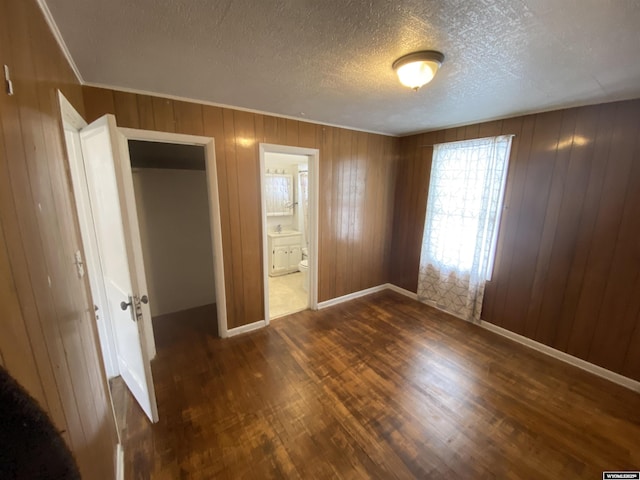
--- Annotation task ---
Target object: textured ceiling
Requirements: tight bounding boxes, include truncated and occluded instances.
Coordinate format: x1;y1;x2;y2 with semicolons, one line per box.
44;0;640;136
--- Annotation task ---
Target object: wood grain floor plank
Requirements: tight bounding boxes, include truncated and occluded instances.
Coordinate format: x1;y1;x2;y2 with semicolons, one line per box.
120;293;640;479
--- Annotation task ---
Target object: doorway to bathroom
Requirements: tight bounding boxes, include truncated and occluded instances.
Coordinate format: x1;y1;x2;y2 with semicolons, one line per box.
259;144;319;321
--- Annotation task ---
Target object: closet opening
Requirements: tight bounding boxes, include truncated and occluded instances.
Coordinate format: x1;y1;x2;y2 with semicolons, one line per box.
128;140;218;349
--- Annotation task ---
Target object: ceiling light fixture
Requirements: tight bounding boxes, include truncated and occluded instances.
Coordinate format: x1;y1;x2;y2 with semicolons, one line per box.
393;50;444;91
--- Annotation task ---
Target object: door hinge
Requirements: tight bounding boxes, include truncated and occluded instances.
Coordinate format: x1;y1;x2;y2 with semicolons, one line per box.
74;250;85;278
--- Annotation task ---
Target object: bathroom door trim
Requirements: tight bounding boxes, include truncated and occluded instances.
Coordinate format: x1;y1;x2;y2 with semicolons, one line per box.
259;144;319;324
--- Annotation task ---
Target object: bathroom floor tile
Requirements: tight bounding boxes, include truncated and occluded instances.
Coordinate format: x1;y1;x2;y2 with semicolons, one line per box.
268;272;308;318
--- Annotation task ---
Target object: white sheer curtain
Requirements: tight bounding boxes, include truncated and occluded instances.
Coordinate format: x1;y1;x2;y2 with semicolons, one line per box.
417;135;513;323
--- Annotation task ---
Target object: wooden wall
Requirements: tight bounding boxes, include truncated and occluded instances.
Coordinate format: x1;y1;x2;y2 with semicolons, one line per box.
0;0;118;478
391;99;640;381
83;87;399;329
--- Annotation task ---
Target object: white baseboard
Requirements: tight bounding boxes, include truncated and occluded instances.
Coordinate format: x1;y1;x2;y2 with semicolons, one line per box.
317;284;388;309
225;284;413;335
381;286;640;393
480;320;640;393
317;283;417;309
116;443;124;480
226;319;267;337
385;283;419;300
221;284;640;394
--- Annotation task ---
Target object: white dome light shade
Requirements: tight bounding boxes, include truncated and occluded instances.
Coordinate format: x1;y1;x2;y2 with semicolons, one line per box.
393;51;444;90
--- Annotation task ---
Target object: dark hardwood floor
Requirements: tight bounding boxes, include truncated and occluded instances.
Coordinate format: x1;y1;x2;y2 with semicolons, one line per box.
119;291;640;479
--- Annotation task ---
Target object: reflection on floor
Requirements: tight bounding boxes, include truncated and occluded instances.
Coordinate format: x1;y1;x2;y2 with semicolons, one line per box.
117;291;640;479
268;271;308;318
152;303;218;350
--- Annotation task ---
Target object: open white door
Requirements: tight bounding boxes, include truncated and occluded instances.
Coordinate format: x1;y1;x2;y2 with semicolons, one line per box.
79;114;159;422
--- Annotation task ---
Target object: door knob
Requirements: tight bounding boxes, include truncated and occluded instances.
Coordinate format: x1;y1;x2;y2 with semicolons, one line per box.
139;295;149;304
120;299;132;310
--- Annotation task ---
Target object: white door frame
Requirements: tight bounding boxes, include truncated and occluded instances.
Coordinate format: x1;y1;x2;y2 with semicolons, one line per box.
58;93;228;363
259;143;319;323
119;127;228;341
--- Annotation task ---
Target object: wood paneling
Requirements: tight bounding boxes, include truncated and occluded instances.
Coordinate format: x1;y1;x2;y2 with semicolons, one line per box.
83;87;399;328
0;0;118;478
120;291;640;478
391;99;640;381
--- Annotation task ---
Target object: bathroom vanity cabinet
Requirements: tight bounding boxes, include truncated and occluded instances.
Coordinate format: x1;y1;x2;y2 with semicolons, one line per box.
268;232;302;276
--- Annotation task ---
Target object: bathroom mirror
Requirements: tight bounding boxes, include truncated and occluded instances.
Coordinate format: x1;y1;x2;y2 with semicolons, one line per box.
265;173;293;216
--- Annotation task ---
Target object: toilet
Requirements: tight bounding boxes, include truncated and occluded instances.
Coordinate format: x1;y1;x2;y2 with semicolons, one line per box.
298;248;309;291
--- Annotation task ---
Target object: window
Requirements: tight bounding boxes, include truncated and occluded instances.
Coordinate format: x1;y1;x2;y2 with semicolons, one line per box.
418;135;512;322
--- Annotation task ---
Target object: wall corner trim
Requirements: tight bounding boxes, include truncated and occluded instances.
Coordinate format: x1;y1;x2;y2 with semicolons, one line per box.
317;283;416;309
83;82;394;137
35;0;84;83
385;283;419;300
222;283;640;394
317;285;389;309
479;320;640;393
226;320;267;338
116;444;124;480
